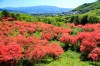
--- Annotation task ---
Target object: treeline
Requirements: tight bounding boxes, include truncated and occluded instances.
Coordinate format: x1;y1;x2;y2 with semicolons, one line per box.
68;14;99;25
0;10;20;20
0;10;100;26
0;10;66;26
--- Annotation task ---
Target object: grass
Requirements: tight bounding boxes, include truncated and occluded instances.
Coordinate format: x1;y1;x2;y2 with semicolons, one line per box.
32;31;42;38
46;50;92;66
34;50;100;66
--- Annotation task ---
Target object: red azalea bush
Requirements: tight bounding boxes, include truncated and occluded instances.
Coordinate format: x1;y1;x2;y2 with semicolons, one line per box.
76;24;100;61
59;33;77;44
62;28;73;33
0;43;22;62
25;42;64;60
0;21;64;65
88;47;100;61
67;23;100;61
50;43;64;57
0;20;100;65
41;31;53;40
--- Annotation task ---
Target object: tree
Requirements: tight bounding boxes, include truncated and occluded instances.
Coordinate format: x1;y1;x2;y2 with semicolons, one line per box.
88;15;98;23
11;13;17;20
16;13;20;17
73;15;79;25
1;10;10;17
81;15;88;25
0;14;2;21
16;13;20;20
70;16;74;23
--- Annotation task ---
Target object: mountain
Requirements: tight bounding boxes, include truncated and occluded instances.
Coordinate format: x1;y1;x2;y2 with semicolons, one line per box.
0;6;72;14
73;0;100;13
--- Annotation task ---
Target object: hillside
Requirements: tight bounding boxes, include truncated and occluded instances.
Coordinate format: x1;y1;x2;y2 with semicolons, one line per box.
84;9;100;16
0;6;72;14
73;0;100;13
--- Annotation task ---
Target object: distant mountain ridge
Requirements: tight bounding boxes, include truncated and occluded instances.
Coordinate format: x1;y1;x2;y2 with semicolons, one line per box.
0;6;72;14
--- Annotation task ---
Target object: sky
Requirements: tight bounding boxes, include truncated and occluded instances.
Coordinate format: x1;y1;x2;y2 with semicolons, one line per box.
0;0;97;8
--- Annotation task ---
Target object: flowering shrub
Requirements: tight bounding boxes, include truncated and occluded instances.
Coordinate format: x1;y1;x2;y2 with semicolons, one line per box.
50;43;64;57
25;43;63;60
59;33;77;44
0;21;65;66
75;24;100;61
88;47;100;61
0;43;22;62
42;31;53;40
0;20;100;66
80;36;96;52
62;28;73;33
30;45;47;60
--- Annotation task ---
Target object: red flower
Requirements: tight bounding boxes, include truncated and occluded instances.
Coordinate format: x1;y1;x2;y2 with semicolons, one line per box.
0;43;22;62
88;47;100;61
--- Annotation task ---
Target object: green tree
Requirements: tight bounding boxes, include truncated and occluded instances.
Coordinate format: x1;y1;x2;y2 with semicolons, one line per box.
0;15;2;21
81;15;88;25
16;13;20;20
1;10;10;17
88;15;98;23
11;13;17;20
70;16;74;23
73;15;79;25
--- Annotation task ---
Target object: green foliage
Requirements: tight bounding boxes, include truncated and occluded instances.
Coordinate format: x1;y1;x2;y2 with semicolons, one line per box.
1;10;11;17
81;15;88;25
0;12;2;21
71;28;83;35
50;40;65;48
0;8;99;25
70;16;74;23
45;50;98;66
69;9;100;24
32;31;42;38
11;13;17;20
87;15;99;23
73;0;100;13
73;15;79;25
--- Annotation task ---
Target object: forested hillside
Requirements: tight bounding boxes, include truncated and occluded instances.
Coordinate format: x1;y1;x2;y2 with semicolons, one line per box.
73;0;100;13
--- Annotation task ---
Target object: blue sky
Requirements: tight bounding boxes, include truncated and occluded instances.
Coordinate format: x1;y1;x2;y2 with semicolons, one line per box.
0;0;97;8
